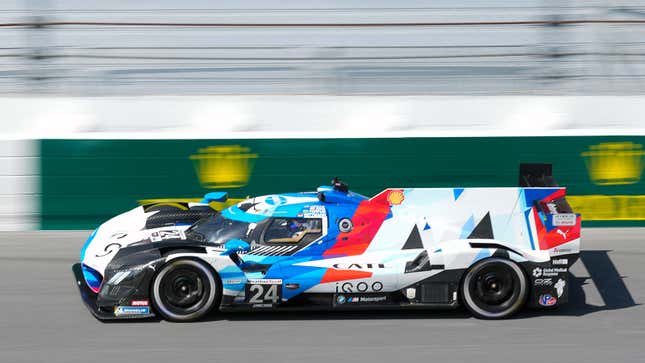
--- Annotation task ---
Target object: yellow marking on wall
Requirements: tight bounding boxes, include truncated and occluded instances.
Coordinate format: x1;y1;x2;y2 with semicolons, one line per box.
581;142;645;185
190;145;258;189
568;195;645;221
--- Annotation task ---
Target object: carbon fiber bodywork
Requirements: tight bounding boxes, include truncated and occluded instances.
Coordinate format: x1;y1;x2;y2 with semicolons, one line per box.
72;263;156;320
74;239;214;320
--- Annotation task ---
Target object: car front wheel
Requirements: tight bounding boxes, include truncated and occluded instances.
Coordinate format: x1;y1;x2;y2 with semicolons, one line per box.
151;258;220;322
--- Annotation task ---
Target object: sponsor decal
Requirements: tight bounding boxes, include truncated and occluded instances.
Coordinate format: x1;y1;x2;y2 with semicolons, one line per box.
335;281;384;293
552;214;577;226
131;300;149;306
556;229;568;239
538;294;557;307
114;306;150;316
265;195;287;206
533;267;567;278
405;288;416;299
337;295;347;304
346;295;388;304
224;279;242;285
534;278;553;286
545;202;558;214
552;258;568;265
150;229;186;242
303;205;326;218
387;190;405;206
249;303;274;308
555;278;566;298
553;247;573;254
332;263;385;270
247;278;282;285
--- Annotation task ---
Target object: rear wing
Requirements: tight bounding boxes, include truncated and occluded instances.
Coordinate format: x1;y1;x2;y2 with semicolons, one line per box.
519;163;557;187
519;162;574;213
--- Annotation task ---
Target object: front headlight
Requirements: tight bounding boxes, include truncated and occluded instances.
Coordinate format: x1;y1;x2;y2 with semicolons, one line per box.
100;267;150;299
107;270;134;284
80;229;98;261
106;266;147;284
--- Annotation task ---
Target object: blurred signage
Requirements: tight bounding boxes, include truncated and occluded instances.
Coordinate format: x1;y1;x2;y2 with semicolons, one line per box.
568;195;645;221
581;142;644;185
190;145;258;189
571;142;645;221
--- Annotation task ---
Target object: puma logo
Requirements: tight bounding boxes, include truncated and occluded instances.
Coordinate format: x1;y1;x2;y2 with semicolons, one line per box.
556;229;567;239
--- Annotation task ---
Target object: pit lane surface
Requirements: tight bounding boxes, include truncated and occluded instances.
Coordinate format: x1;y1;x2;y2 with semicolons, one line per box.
1;229;643;363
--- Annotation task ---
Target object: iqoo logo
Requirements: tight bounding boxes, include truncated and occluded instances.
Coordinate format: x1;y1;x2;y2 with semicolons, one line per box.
332;263;385;269
335;281;384;293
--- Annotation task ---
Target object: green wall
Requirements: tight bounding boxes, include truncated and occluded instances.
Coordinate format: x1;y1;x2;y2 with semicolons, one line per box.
41;137;645;229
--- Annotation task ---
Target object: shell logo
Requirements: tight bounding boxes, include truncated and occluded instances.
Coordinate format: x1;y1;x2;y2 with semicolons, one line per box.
387;190;405;206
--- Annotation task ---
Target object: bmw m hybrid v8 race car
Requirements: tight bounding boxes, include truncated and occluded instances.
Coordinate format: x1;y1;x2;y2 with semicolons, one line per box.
73;164;581;321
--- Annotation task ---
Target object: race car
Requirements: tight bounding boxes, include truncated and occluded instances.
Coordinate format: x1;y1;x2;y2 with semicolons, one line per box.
73;164;581;321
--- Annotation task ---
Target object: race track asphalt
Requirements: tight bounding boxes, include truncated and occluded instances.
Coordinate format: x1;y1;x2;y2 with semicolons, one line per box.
0;229;643;363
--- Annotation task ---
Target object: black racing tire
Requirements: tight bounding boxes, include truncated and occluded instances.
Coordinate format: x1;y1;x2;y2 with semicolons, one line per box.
461;257;528;319
151;258;220;322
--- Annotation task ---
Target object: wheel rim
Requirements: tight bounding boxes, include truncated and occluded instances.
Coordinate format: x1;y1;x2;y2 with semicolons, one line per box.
161;268;206;310
153;260;216;320
464;259;526;317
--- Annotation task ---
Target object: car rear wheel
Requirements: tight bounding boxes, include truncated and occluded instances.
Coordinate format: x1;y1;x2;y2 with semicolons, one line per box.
461;257;527;319
151;258;220;322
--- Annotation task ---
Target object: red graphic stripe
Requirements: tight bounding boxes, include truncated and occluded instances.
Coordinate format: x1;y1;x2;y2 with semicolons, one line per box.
320;269;373;283
540;188;567;204
323;191;392;257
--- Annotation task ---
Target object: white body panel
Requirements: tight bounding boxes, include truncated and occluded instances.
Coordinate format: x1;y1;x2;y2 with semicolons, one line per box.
81;206;191;275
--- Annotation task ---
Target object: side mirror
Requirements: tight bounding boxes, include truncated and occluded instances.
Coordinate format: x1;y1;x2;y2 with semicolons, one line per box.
223;239;250;255
201;192;228;203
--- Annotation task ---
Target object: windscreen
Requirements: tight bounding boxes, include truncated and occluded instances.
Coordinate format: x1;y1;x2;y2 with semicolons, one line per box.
185;215;252;244
262;218;323;245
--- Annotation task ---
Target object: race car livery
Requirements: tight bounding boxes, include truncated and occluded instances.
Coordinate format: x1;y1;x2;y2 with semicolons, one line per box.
73;164;581;321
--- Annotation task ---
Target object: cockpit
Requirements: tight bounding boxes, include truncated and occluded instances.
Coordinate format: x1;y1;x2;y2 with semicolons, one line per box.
185;214;250;244
185;213;326;250
261;218;323;245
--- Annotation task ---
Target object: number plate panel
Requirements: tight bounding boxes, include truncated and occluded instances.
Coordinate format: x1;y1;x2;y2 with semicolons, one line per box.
244;279;283;307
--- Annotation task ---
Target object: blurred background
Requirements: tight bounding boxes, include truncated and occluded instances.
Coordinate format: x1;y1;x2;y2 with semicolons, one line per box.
1;0;645;134
4;0;645;97
1;0;644;229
